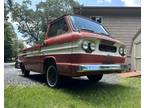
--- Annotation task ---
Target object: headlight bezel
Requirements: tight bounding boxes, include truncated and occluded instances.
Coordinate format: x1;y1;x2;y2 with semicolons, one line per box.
82;40;89;50
81;40;96;53
119;47;126;56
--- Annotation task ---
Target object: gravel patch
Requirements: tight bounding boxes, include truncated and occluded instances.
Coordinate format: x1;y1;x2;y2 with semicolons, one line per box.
4;63;46;86
4;63;121;86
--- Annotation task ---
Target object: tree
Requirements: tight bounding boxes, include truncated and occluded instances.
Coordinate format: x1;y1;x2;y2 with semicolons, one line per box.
11;0;80;45
4;0;13;21
17;39;25;51
4;0;19;62
4;22;17;62
4;0;25;62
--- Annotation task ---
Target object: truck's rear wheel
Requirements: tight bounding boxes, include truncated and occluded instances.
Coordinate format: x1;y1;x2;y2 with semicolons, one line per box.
87;74;103;82
46;65;61;88
20;63;30;77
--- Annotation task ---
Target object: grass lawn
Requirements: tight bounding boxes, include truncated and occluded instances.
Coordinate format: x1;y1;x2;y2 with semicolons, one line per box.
5;77;140;108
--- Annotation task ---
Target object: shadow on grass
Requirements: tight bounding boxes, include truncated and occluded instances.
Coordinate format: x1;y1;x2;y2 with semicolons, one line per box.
17;74;140;108
19;73;132;91
19;74;46;84
58;77;138;108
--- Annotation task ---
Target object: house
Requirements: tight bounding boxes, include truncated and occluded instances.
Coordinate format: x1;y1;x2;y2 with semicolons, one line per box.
130;30;141;72
74;7;141;71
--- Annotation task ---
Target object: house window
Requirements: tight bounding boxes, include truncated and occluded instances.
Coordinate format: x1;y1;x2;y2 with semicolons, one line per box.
90;16;102;24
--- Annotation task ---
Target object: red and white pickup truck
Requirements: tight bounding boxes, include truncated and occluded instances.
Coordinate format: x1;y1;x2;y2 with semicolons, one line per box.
19;15;127;87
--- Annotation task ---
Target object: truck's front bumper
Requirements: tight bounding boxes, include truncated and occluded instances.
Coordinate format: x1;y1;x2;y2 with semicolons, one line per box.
57;63;127;77
78;64;127;72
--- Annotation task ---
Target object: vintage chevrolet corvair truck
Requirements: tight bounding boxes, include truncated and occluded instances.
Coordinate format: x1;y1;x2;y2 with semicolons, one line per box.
19;15;127;87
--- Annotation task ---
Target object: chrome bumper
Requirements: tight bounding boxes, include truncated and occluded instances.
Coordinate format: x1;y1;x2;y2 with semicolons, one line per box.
78;64;127;72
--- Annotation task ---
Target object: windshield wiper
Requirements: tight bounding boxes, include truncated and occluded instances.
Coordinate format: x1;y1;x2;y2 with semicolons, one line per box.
97;32;110;36
77;28;110;36
78;28;95;33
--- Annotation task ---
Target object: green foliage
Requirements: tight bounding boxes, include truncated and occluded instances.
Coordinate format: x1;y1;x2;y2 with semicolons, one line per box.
17;40;25;50
7;0;13;8
5;78;140;108
4;22;25;62
4;22;17;62
11;0;80;44
4;0;25;62
4;0;13;21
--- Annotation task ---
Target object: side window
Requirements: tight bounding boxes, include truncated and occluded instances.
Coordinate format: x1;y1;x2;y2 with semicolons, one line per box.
48;18;68;37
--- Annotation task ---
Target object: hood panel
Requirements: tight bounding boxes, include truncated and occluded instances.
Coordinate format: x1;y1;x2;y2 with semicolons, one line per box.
78;31;125;46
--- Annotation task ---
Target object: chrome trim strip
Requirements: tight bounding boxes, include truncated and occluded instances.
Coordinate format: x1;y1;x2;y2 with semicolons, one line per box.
78;64;126;72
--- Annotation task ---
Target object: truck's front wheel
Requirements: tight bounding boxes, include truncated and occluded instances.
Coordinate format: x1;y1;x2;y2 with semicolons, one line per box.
20;63;30;77
46;65;61;88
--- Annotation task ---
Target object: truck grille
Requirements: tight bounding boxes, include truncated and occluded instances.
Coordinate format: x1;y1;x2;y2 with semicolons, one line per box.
99;44;117;53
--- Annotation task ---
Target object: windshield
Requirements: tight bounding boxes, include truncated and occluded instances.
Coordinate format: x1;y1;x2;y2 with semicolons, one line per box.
70;16;110;36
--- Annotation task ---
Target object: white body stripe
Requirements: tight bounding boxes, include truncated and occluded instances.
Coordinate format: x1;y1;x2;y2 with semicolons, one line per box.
19;38;124;57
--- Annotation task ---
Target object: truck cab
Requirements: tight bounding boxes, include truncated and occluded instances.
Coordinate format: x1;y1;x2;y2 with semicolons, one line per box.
19;15;127;88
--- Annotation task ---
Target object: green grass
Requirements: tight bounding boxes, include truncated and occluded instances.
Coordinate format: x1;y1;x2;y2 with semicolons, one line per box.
5;77;140;108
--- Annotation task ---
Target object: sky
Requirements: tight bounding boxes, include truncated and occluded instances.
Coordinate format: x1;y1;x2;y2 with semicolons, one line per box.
15;0;141;7
77;0;140;7
13;0;141;43
14;0;141;8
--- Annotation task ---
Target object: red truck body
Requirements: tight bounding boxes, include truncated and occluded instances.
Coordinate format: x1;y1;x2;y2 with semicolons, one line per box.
19;15;127;87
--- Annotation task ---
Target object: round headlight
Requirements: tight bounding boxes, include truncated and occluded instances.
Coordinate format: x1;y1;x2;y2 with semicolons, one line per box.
124;49;127;55
119;47;123;54
90;42;96;51
82;40;96;53
82;41;89;50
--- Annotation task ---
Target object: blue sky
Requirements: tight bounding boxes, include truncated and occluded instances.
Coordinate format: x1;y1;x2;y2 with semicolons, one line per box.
78;0;125;6
14;0;43;10
78;0;140;6
15;0;141;10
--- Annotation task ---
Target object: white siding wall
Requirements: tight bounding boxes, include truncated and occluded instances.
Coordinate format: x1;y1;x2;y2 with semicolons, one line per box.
103;16;140;53
102;16;141;66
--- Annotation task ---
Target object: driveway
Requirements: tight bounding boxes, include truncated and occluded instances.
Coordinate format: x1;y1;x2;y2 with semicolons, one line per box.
4;63;121;86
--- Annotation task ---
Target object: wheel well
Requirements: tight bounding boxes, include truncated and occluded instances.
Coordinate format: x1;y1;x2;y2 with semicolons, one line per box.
43;58;56;73
20;62;24;69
